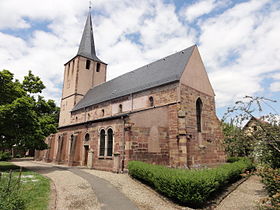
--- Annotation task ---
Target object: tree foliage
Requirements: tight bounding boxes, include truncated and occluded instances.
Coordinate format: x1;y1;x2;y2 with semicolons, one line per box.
0;69;59;151
222;96;280;168
222;122;254;157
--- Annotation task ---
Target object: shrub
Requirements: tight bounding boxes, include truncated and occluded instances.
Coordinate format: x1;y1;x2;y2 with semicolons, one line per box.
128;159;254;208
0;151;12;161
258;166;280;209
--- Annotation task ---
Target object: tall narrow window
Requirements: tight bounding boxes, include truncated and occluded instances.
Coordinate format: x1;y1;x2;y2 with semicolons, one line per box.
99;129;105;156
85;133;90;141
72;60;75;74
96;63;100;72
196;98;203;132
107;129;113;156
149;96;154;107
119;104;123;113
101;109;105;116
86;60;91;69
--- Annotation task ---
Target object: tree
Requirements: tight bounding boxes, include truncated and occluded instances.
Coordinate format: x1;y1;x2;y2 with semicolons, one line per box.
22;70;45;94
0;69;59;151
222;96;280;167
222;122;254;157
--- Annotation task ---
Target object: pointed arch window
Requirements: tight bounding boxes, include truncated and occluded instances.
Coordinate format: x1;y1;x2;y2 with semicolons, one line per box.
107;129;113;156
99;128;114;157
196;98;203;132
99;129;105;156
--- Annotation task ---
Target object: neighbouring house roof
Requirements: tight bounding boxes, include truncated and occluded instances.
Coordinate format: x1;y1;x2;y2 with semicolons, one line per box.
76;12;104;63
72;45;195;112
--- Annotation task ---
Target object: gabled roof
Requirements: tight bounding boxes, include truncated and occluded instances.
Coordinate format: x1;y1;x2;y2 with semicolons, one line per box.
72;45;195;112
77;12;104;63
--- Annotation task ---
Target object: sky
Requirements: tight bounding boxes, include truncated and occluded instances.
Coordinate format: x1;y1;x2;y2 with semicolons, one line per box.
0;0;279;119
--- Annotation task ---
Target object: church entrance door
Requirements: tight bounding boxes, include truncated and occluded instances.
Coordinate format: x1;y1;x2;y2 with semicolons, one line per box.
84;145;89;166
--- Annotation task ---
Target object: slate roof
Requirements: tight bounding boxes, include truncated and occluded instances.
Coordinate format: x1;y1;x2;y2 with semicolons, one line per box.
77;12;104;63
72;45;195;112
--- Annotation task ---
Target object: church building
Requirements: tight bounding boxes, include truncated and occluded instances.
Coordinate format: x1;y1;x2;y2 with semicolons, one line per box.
35;12;226;172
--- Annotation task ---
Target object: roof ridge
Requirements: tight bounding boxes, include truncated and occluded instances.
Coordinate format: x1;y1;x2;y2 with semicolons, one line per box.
72;45;195;111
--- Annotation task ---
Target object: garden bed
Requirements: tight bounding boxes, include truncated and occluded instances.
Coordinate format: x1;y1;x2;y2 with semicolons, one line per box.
128;159;254;208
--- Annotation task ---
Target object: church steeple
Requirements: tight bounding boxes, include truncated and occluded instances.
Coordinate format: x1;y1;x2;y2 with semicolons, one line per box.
59;9;107;127
77;12;103;63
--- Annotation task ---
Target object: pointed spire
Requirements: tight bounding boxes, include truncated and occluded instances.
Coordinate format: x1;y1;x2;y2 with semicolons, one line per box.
77;12;103;63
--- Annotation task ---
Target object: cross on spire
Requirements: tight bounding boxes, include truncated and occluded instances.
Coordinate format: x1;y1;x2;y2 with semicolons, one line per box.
89;0;92;12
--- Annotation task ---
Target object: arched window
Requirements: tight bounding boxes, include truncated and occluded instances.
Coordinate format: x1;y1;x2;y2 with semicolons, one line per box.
101;109;105;116
149;96;154;107
107;129;113;156
99;129;105;156
196;98;203;132
119;104;123;113
85;133;90;141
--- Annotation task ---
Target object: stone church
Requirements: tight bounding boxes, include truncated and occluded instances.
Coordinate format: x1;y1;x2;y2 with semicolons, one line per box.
35;12;226;172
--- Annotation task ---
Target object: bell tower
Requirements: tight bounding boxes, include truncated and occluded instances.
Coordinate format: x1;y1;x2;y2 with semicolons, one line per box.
59;12;107;127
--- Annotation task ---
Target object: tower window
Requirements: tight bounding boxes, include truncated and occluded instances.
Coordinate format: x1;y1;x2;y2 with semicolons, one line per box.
196;98;203;132
86;60;91;69
149;96;154;107
96;63;100;72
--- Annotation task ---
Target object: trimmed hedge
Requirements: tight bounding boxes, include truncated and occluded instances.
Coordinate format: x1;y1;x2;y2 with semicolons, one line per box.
128;159;254;208
0;152;12;161
226;156;244;163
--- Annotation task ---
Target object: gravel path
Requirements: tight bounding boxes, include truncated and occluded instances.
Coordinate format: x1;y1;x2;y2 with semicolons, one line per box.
69;168;138;210
10;160;266;210
80;168;187;210
11;160;100;210
215;175;267;210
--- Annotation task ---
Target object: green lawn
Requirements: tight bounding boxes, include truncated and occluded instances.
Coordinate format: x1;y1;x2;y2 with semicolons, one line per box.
0;161;50;210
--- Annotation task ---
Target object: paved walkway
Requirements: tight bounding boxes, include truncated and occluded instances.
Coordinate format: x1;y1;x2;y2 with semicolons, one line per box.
215;175;267;210
11;160;138;210
69;168;137;210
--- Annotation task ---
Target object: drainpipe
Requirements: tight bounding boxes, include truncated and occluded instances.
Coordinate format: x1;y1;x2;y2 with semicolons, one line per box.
121;116;125;172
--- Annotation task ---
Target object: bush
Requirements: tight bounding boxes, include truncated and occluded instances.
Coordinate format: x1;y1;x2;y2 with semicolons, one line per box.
258;166;280;209
128;159;254;208
0;151;12;161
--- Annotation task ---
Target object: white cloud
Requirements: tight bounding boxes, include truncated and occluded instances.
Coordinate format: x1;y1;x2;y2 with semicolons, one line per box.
270;82;280;92
0;0;279;110
199;0;280;106
180;0;224;22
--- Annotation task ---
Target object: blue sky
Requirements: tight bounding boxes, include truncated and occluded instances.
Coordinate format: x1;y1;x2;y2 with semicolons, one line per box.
0;0;279;119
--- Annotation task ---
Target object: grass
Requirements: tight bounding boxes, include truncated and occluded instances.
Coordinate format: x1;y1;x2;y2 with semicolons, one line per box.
0;161;50;210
